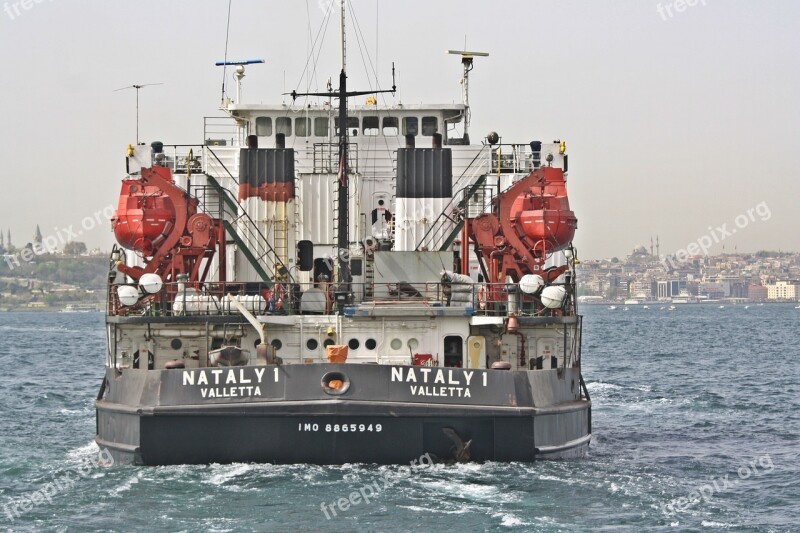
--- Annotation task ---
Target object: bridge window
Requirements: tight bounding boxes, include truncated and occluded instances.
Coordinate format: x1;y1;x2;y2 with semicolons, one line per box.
276;117;292;136
362;116;379;136
255;117;272;136
382;117;399;136
421;116;438;136
296;117;311;137
335;117;360;136
314;117;329;137
402;117;418;136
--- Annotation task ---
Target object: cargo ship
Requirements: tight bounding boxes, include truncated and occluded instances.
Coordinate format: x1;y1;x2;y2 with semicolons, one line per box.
96;3;591;465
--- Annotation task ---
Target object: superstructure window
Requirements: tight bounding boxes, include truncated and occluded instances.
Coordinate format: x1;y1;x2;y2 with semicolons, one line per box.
362;116;379;136
314;117;329;137
402;117;418;136
421;116;438;136
255;117;272;136
335;117;360;135
382;117;399;136
276;117;292;136
296;117;311;137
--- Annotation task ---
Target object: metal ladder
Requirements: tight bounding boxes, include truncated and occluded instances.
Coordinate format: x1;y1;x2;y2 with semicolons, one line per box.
201;174;293;287
415;145;492;251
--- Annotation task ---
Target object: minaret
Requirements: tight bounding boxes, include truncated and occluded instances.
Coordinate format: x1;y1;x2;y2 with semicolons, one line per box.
7;229;11;247
650;236;654;258
656;235;660;260
0;230;4;248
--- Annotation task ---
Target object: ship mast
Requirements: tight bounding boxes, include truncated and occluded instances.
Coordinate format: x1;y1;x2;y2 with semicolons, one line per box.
290;0;395;308
337;0;350;292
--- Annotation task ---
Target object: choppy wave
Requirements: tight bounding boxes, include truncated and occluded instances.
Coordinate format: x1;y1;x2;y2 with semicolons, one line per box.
0;307;798;532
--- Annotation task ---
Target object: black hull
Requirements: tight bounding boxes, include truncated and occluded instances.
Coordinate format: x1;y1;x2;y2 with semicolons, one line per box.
96;365;591;466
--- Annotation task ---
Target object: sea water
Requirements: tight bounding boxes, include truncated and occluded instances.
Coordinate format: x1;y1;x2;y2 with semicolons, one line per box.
0;305;797;532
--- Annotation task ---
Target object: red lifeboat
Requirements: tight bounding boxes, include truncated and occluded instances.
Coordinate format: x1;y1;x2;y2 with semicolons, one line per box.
112;167;177;257
466;165;578;285
509;166;577;254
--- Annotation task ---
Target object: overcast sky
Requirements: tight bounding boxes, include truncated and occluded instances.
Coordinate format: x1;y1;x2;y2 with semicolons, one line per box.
0;0;797;259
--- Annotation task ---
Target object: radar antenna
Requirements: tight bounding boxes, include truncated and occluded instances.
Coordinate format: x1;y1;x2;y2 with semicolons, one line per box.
446;49;489;144
215;59;266;106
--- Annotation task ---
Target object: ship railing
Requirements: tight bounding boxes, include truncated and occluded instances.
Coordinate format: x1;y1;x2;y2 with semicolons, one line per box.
352;280;574;318
107;279;576;319
204;116;240;147
307;142;360;174
356;281;447;309
463;184;497;218
143;144;205;175
490;143;537;174
286;281;449;315
471;282;577;318
127;143;240;185
202;146;240;184
450;143;492;197
294;143;487;178
108;281;300;318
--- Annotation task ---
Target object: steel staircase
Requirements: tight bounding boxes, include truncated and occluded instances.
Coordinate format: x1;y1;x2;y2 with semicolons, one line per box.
414;145;492;251
201;173;293;288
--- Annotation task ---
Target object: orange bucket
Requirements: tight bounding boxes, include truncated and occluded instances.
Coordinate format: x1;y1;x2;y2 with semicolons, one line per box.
326;345;349;363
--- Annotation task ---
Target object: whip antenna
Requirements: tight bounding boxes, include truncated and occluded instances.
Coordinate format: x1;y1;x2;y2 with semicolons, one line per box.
221;0;233;105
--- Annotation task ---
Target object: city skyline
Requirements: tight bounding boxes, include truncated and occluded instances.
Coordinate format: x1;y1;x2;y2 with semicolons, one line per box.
1;217;795;265
1;1;798;258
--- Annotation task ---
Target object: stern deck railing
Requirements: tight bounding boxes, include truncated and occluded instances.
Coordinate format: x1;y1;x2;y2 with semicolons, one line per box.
108;280;575;319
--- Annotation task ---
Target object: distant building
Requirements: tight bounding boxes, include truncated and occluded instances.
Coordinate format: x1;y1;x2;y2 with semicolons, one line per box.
698;282;725;299
657;279;685;299
766;281;799;301
748;285;768;302
628;280;653;299
727;281;749;299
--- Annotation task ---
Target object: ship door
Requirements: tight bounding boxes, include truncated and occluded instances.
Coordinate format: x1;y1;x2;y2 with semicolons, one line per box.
466;336;486;369
370;193;392;239
313;258;333;284
133;348;154;370
444;335;463;367
536;338;558;369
